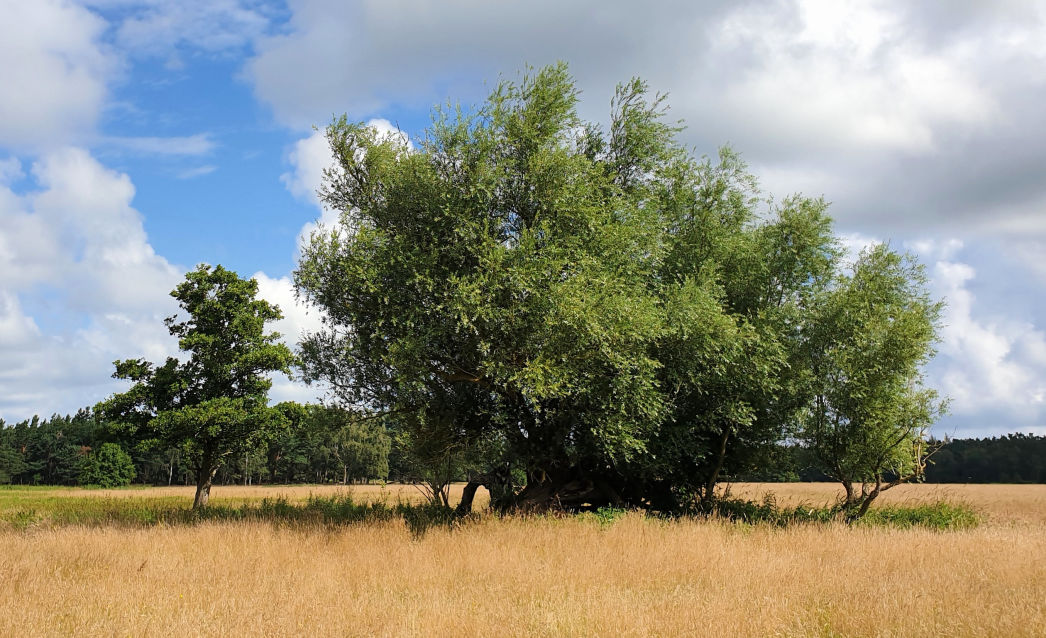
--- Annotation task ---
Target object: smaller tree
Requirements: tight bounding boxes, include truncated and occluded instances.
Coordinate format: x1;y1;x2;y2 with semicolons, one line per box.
392;418;466;508
78;443;136;487
97;265;296;509
800;245;946;521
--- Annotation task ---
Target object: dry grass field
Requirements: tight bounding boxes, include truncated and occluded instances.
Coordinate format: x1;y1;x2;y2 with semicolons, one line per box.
1;483;1044;637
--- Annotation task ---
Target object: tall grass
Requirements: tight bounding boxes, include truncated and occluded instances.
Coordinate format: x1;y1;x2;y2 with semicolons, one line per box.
0;484;1043;636
1;505;1043;637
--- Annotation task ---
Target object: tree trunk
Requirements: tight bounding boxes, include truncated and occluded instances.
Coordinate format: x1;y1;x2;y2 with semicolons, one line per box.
842;480;855;507
849;488;880;523
455;479;483;516
701;429;731;506
192;465;217;510
513;467;622;512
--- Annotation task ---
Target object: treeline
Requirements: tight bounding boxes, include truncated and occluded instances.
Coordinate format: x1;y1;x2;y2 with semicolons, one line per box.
4;410;1042;486
0;405;395;487
924;434;1046;483
732;435;1046;484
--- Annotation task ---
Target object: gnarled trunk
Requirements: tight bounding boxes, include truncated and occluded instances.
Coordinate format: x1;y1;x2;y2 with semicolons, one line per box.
455;479;484;516
513;467;623;512
192;463;219;510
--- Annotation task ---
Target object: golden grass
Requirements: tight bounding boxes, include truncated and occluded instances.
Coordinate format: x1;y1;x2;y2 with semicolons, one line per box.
1;483;1044;637
721;482;1046;526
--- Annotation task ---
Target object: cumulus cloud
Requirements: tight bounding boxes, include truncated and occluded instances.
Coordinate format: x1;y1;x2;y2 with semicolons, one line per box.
263;118;418;406
281;119;411;250
0;0;118;150
281;129;331;209
0;145;336;420
253;271;324;347
0;1;235;158
0;149;182;421
702;0;994;156
246;0;1046;239
253;271;328;405
906;239;1046;435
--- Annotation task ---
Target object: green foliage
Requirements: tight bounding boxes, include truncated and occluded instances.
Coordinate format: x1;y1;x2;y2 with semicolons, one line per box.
593;506;628;527
310;405;391;483
925;434;1046;483
96;265;296;508
799;245;946;519
78;443;136;488
0;411;99;485
858;501;980;530
294;62;945;511
0;441;26;485
708;495;978;530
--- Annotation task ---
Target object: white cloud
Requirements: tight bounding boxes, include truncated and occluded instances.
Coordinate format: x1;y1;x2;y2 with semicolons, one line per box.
253;271;325;346
0;0;118;149
246;0;995;154
0;157;24;184
0;291;40;347
281;129;331;208
367;118;413;150
281;129;341;254
245;0;1046;239
102;134;216;156
253;271;328;406
281;119;411;251
176;165;218;179
837;232;881;268
0;148;182;421
706;0;994;156
905;239;1046;431
84;0;270;58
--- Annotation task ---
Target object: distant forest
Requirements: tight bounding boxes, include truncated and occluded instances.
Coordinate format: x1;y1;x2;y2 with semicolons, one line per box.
734;434;1046;484
1;410;1043;486
0;408;395;488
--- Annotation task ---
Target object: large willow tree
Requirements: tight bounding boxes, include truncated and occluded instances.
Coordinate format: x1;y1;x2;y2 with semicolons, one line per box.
295;63;943;513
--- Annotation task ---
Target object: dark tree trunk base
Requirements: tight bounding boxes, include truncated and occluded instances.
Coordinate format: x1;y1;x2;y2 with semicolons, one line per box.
512;469;624;513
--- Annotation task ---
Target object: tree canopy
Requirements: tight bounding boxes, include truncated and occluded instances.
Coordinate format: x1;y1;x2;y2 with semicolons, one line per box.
292;63;944;516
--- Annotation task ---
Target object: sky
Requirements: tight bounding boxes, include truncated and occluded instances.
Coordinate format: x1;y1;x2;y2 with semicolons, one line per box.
0;0;1044;438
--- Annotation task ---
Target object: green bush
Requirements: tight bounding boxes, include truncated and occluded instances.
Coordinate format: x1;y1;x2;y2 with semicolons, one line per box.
858;502;980;530
78;443;136;488
707;496;979;530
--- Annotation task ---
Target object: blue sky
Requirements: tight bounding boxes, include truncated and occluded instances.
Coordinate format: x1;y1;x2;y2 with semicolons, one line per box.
1;0;1045;438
